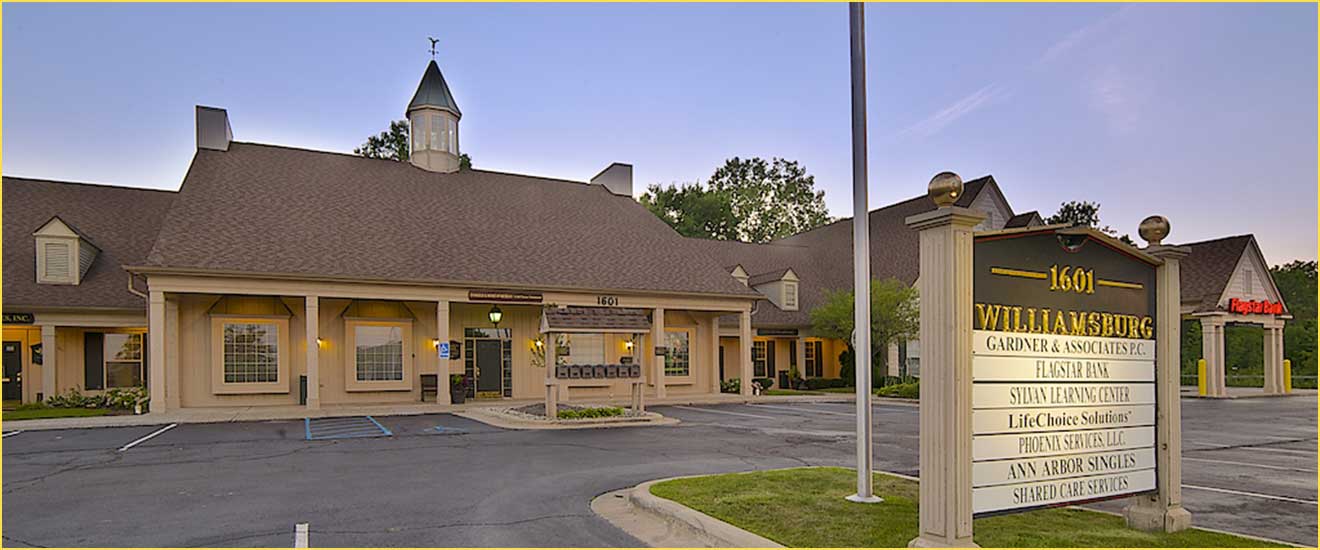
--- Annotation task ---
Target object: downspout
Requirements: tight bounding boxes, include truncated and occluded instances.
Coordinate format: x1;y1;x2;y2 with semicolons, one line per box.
127;273;148;299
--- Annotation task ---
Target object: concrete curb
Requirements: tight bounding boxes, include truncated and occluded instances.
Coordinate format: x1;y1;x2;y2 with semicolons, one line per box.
592;475;783;548
455;407;680;430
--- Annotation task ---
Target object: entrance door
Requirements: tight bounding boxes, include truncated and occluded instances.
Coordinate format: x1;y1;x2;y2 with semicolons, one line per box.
474;339;502;394
3;341;22;401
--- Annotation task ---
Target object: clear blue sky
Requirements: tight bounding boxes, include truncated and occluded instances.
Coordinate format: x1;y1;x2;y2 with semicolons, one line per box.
4;3;1315;262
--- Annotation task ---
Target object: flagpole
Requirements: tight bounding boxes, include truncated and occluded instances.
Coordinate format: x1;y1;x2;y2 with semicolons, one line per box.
846;1;881;504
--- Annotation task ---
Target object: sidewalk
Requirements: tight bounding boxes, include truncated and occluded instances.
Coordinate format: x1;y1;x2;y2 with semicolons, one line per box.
0;392;853;431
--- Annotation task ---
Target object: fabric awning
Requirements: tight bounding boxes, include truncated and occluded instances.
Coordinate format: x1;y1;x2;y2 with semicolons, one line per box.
540;306;651;334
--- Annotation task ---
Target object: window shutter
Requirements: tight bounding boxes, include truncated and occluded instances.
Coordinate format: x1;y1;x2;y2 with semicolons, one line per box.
84;332;104;390
45;242;71;280
766;342;776;374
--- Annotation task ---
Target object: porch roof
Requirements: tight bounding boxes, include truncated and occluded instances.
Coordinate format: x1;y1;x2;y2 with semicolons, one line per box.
540;306;651;334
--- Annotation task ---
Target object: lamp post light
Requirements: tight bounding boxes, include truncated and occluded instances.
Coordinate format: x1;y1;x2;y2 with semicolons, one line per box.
488;305;503;328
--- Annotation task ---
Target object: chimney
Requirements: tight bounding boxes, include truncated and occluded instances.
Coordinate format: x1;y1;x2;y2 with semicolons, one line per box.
590;163;633;197
196;106;232;151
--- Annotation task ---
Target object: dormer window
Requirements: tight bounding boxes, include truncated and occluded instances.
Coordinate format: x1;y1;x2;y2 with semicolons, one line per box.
784;281;798;310
33;216;98;285
749;268;799;311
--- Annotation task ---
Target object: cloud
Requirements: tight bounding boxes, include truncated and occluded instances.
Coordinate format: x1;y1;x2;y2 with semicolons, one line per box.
1088;64;1140;134
895;82;1010;138
1036;6;1134;67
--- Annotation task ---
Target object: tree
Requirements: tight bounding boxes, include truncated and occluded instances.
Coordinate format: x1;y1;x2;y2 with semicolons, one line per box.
1273;260;1317;384
1045;200;1134;246
709;157;831;243
355;119;471;169
638;183;737;240
810;278;919;386
639;157;831;243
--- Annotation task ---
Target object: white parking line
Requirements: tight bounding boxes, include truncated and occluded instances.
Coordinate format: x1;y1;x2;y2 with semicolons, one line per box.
750;404;856;417
1184;456;1317;473
671;405;778;420
2;430;24;438
293;522;309;548
117;423;177;452
1183;484;1317;505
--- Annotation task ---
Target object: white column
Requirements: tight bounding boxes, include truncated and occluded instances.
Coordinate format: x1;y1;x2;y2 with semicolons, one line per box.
40;324;57;403
708;314;722;393
906;205;983;548
436;300;451;405
1124;243;1192;532
545;331;558;414
1263;322;1285;394
1200;318;1226;398
165;297;181;410
739;310;753;396
148;291;166;412
652;307;666;398
305;296;320;410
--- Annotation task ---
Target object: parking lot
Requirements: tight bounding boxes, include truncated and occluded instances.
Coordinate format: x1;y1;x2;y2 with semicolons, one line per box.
3;396;1315;547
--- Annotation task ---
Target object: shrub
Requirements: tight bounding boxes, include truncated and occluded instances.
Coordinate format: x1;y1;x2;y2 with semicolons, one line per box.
103;387;148;410
875;381;919;399
753;377;775;391
46;386;148;410
557;406;625;420
720;378;741;394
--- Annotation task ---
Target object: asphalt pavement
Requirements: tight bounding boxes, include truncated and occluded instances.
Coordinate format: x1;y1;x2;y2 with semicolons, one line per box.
2;395;1314;547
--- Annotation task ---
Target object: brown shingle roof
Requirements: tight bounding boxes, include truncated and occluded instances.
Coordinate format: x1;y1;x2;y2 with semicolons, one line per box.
3;177;176;310
1005;210;1042;228
703;176;998;327
140;142;757;298
1176;234;1262;313
542;306;651;333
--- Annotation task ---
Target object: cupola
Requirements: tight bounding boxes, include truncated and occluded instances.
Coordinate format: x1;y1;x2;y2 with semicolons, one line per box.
407;60;463;173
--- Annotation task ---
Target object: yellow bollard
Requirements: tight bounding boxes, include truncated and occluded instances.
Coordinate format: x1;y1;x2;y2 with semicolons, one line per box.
1284;359;1292;393
1197;359;1207;396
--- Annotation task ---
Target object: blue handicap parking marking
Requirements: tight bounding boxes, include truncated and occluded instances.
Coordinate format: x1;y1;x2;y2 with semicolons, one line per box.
304;416;392;440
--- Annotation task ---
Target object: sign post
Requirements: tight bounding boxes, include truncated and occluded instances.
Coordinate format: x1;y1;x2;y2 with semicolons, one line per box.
906;174;1190;546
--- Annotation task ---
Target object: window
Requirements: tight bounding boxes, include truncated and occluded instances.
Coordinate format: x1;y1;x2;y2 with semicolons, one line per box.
664;331;690;377
1243;268;1254;295
210;316;289;394
784;281;798;310
223;323;280;383
355;325;404;381
447;117;457;153
411;115;424;152
429;114;442;152
104;334;143;388
804;340;823;378
346;320;413;392
752;341;768;377
904;339;921;378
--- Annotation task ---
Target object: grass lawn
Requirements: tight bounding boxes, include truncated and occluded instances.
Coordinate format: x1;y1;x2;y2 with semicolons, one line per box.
650;467;1282;548
3;406;113;421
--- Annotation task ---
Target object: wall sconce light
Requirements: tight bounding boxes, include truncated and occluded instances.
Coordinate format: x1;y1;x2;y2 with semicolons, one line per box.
432;338;441;348
488;305;504;327
535;339;545;348
316;337;326;347
625;339;635;351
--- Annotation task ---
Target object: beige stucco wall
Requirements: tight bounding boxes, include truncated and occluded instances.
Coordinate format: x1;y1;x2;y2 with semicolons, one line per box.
4;319;149;404
164;289;738;407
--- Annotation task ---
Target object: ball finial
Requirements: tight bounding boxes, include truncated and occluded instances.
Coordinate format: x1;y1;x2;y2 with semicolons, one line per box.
928;171;963;207
1138;215;1170;246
